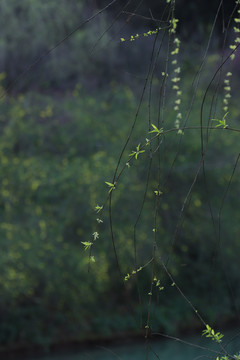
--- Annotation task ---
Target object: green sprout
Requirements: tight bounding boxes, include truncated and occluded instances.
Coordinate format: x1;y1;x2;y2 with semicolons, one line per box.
129;144;145;159
120;27;162;43
81;241;93;251
202;324;224;343
95;204;103;213
92;232;99;241
105;181;116;193
212;112;229;129
149;124;163;136
154;189;163;196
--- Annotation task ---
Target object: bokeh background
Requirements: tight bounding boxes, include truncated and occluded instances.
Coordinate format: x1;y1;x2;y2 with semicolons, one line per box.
0;0;239;357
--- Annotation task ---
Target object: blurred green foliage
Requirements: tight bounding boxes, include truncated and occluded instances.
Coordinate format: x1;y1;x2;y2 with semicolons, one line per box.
0;73;239;348
1;0;231;94
0;82;144;347
0;0;240;352
0;0;121;91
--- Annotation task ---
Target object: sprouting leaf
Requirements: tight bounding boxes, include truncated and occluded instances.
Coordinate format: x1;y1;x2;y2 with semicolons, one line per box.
202;324;224;343
154;189;163;196
171;77;180;83
149;124;163;135
212;112;229;129
129;144;145;159
92;232;99;240
81;241;93;251
90;256;95;263
124;273;130;281
105;181;115;187
95;205;103;213
105;181;116;192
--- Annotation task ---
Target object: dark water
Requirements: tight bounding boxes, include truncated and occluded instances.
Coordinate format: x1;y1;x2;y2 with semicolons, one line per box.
27;329;240;360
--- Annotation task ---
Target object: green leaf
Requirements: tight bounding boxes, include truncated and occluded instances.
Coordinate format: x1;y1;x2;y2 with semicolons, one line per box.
212;112;229;129
81;241;93;251
202;325;224;343
129;144;145;159
95;205;103;213
92;232;99;240
105;181;116;193
149;124;163;135
105;182;115;187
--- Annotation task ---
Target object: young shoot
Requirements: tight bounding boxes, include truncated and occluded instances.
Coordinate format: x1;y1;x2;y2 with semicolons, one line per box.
105;181;116;193
129;144;145;159
81;241;93;251
202;324;224;343
92;231;99;241
149;124;163;136
154;189;163;196
95;204;103;213
212;112;229;129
